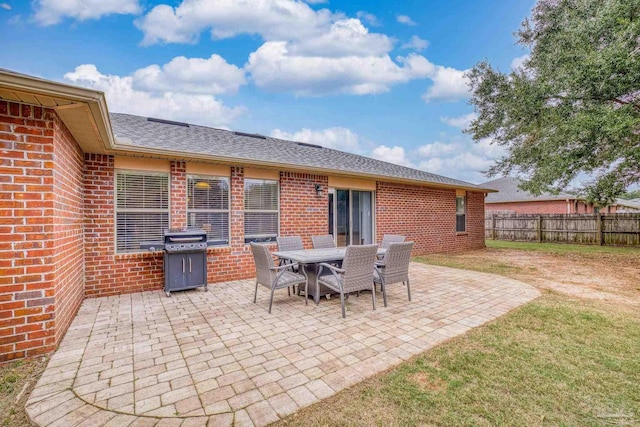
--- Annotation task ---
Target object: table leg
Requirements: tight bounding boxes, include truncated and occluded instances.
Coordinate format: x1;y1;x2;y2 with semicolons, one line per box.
303;263;320;305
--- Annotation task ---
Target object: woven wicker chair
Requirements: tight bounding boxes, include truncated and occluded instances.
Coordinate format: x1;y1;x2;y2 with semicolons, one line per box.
311;235;336;249
380;234;406;249
250;242;308;313
317;244;378;318
276;236;304;294
374;241;414;307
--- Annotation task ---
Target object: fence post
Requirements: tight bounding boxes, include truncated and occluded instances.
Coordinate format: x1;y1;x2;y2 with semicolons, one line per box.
597;213;604;246
537;215;542;243
492;214;497;240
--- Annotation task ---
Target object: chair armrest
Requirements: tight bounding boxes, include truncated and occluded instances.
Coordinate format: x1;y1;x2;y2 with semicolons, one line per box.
269;263;299;271
374;260;385;268
318;262;344;274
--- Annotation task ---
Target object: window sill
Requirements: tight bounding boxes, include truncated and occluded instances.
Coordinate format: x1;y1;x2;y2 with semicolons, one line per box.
455;232;468;236
115;251;162;260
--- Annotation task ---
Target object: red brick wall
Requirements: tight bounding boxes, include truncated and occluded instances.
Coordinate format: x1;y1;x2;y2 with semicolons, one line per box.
486;199;596;214
84;154;164;297
279;172;328;249
170;161;186;228
376;182;485;254
52;116;85;345
0;101;85;362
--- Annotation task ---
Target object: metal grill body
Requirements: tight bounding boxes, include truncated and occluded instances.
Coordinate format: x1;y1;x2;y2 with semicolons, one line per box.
163;228;208;296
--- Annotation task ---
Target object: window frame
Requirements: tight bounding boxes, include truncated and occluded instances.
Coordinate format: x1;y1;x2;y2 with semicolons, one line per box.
187;174;230;246
244;178;280;243
114;169;170;254
456;194;466;233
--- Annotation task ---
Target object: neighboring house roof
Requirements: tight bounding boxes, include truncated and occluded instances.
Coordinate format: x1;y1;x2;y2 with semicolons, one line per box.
111;113;490;192
482;177;577;203
615;198;640;210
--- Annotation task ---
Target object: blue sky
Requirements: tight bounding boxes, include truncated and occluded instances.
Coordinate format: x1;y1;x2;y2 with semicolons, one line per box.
1;0;535;184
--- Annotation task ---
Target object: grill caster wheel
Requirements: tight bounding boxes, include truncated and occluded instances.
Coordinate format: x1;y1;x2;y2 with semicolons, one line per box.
165;291;171;297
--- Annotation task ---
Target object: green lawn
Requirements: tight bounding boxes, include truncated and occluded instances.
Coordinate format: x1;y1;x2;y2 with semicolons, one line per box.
485;239;640;255
276;293;640;427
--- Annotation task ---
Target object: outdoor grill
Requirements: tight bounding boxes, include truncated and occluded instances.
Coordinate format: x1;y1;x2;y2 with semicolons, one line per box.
163;228;208;297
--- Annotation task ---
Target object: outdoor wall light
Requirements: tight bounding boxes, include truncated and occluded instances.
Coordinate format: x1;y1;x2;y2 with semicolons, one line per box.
315;184;323;197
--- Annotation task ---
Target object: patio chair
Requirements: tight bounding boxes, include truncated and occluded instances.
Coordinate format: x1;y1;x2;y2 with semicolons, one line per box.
317;244;378;318
276;235;304;294
311;235;336;249
250;242;308;314
380;234;406;249
374;241;414;307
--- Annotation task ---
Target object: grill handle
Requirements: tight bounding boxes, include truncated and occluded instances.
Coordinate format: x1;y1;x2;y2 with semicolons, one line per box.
188;257;192;273
168;236;203;243
182;258;185;273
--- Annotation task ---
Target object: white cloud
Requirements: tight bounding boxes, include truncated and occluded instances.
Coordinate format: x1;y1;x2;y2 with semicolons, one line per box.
511;54;530;71
422;65;470;102
356;11;380;27
371;145;414;167
33;0;140;26
417;141;461;158
396;15;416;26
472;137;506;160
246;43;433;95
440;112;477;129
401;35;429;51
64;64;245;128
303;0;328;3
132;54;246;95
136;0;335;45
1;3;11;11
287;19;393;57
271;127;362;152
418;152;494;182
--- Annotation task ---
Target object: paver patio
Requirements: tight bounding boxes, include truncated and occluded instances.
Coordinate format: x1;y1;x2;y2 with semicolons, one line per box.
26;263;540;426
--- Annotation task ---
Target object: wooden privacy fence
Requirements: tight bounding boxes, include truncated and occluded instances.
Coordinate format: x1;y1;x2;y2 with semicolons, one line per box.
485;213;640;246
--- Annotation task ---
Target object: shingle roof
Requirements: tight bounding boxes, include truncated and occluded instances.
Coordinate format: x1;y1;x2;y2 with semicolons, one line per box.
482;177;576;203
615;198;640;210
110;113;489;191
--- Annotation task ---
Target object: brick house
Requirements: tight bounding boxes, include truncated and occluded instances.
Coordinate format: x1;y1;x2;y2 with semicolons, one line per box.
0;69;493;362
482;177;604;214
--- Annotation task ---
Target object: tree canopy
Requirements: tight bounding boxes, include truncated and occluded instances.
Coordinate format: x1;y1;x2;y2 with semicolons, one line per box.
467;0;640;205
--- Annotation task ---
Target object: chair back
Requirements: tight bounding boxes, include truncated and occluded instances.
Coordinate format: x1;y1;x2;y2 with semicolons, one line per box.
380;234;406;249
276;236;304;252
312;235;336;249
341;244;378;293
380;241;414;284
250;242;276;286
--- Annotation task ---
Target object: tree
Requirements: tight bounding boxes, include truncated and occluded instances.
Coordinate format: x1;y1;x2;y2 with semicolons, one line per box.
466;0;640;206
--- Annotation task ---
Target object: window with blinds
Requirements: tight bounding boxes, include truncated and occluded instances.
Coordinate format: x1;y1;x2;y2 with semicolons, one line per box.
115;171;169;253
456;195;466;232
244;178;279;243
187;175;230;245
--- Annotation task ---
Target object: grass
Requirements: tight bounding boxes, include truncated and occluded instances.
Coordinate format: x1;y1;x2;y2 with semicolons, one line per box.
276;293;640;427
485;239;640;255
0;357;47;427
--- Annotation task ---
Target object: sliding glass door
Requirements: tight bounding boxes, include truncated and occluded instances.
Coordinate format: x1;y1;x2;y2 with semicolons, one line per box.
330;189;373;246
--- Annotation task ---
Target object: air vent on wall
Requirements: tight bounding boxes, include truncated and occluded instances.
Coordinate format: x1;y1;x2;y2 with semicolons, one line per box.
147;117;190;127
296;141;323;149
234;131;266;139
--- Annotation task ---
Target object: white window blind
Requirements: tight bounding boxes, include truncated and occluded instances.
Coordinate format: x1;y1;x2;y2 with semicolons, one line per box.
244;178;279;242
115;171;169;253
187;175;230;245
456;195;466;232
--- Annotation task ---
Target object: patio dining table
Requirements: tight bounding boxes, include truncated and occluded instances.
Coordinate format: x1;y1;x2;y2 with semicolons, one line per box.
273;247;386;304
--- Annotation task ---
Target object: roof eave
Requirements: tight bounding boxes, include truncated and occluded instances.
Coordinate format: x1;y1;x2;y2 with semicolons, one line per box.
0;70;115;152
111;141;494;193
